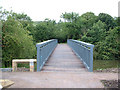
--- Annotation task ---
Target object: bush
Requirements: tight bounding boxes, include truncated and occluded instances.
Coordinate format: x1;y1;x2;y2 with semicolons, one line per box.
94;26;120;60
2;18;36;67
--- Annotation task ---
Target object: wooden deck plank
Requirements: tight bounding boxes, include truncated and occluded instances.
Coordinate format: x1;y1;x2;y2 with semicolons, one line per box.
42;44;87;72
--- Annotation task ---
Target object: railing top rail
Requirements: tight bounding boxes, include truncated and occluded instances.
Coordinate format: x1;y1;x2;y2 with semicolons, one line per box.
69;39;94;48
36;39;56;48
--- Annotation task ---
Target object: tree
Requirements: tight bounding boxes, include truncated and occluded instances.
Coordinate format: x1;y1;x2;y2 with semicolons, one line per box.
34;19;56;42
94;26;120;60
11;13;35;34
54;22;68;43
81;20;106;44
97;13;117;30
60;12;79;22
2;17;36;67
80;12;97;29
115;17;120;26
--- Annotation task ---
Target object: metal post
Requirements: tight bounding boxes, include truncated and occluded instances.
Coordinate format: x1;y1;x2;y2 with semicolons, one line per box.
37;47;41;72
89;46;94;72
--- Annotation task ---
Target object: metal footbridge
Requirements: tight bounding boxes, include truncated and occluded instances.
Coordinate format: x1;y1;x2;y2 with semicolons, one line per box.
36;39;94;72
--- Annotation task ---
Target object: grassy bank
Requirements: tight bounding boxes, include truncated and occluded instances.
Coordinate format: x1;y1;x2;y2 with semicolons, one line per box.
93;60;119;70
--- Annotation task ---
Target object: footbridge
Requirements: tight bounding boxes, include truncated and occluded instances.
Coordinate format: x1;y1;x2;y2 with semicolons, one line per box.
2;39;118;88
36;39;94;72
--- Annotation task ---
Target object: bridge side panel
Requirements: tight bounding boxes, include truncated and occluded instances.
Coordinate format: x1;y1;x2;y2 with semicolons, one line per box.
36;39;58;71
67;39;94;72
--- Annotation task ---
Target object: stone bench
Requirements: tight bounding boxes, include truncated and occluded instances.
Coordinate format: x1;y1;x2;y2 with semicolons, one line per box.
12;59;36;72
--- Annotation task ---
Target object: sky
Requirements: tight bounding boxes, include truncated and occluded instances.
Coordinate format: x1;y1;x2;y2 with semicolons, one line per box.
0;0;120;22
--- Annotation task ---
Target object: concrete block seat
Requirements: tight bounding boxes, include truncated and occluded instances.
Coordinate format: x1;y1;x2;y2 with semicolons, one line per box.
0;79;14;88
12;59;36;72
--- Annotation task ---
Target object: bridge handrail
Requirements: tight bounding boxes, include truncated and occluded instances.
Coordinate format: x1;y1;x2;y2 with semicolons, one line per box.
36;39;58;71
67;39;94;72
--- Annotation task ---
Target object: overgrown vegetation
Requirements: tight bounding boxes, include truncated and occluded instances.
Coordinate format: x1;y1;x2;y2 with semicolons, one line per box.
1;8;36;67
0;7;119;68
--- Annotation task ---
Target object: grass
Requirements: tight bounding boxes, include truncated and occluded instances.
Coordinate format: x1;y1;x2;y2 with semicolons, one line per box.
17;63;29;68
93;60;119;70
18;60;119;71
17;63;37;71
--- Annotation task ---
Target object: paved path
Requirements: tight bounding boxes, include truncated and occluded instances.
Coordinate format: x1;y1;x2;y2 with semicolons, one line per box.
2;44;118;88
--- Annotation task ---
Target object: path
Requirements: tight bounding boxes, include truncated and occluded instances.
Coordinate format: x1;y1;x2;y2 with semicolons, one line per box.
1;44;118;88
42;44;87;72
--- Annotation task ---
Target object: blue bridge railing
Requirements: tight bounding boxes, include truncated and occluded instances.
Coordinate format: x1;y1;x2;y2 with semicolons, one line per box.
67;39;94;72
36;39;58;71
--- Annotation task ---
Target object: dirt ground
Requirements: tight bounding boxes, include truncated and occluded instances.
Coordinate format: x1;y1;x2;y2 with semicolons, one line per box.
1;71;118;88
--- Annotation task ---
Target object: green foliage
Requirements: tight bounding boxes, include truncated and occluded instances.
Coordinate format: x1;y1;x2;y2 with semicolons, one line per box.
54;22;68;43
115;17;120;26
61;12;79;22
34;19;56;42
81;20;106;44
80;12;97;29
97;13;117;30
94;27;120;60
2;14;36;67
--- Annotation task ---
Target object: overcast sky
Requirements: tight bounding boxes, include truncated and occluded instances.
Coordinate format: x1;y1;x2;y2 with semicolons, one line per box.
0;0;120;22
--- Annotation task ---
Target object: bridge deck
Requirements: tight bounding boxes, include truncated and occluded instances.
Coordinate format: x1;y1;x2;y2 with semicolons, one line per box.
42;44;88;72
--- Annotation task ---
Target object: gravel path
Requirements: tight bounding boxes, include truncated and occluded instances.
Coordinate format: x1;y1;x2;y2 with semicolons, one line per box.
2;71;118;88
1;67;119;88
101;80;119;88
94;68;119;88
